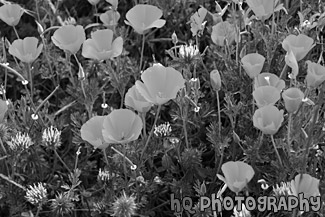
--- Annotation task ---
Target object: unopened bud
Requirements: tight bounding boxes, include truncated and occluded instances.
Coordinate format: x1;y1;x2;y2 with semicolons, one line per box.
171;32;178;45
78;63;85;80
210;69;222;91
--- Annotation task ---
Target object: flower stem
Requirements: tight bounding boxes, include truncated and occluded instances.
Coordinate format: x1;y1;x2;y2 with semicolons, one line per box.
141;104;161;160
270;135;283;167
111;146;135;167
302;105;320;172
35;203;42;217
271;0;276;36
122;144;127;184
287;113;292;154
27;63;33;100
54;149;71;174
0;173;26;190
279;64;288;80
182;114;189;149
73;54;86;99
139;34;146;74
12;26;20;39
216;90;221;139
141;112;147;140
102;149;109;167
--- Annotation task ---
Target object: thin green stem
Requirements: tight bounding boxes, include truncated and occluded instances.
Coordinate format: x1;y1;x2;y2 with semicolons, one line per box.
13;26;20;39
141;112;147;140
2;38;8;94
271;135;283;167
216;90;221;139
139;34;146;74
102;149;109;167
252;79;255;115
74;147;81;170
27;63;33;100
301;105;320;172
0;137;7;155
111;146;135;166
54;149;71;174
0;173;26;190
216;146;224;177
233;2;239;65
122;144;127;186
73;54;86;99
287;113;292;155
182;114;189;149
35;203;42;217
271;0;276;36
279;64;288;80
141;104;161;160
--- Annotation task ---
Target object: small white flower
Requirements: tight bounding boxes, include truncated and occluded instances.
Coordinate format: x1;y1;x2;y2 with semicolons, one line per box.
42;126;61;148
154;122;172;137
98;168;117;182
25;183;48;205
179;44;199;59
8;132;33;151
273;181;293;196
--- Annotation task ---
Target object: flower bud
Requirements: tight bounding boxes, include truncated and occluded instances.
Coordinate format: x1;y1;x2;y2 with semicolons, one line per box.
210;69;222;91
171;32;178;44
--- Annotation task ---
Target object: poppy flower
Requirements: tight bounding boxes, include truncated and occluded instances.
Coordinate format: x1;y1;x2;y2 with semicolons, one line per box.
88;0;100;5
125;4;166;35
254;72;285;91
102;109;142;144
135;64;185;105
253;105;284;135
190;7;207;37
80;116;108;149
0;3;24;26
82;29;123;61
8;37;43;63
282;34;315;61
290;174;320;199
305;61;325;88
100;10;120;27
210;69;222;91
253;86;281;108
211;21;236;46
285;51;299;79
246;0;286;20
51;25;86;54
0;99;8;123
217;161;255;194
282;87;304;113
125;85;152;113
241;53;265;79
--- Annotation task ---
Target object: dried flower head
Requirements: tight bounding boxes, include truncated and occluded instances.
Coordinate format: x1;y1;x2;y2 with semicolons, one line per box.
154;122;172;137
42;126;62;148
25;183;48;205
7;132;33;151
50;193;74;216
111;191;137;217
